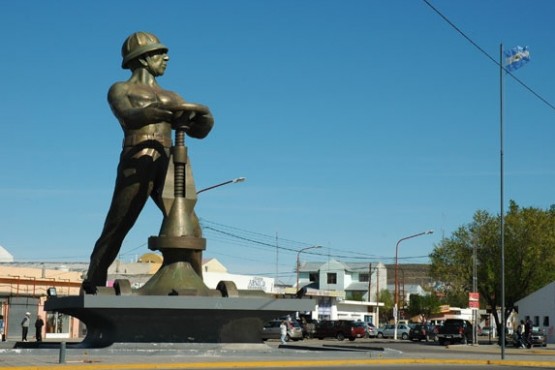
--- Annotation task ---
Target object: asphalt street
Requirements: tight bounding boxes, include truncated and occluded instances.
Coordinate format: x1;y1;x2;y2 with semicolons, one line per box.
1;338;555;369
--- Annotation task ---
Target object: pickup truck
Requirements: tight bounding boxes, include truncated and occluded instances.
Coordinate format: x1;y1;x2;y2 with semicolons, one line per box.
436;319;473;345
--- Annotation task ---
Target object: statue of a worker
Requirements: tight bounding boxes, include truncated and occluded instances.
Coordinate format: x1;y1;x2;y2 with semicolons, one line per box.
83;32;213;292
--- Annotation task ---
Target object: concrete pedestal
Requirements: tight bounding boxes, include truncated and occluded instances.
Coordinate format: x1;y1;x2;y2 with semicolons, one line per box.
45;295;315;348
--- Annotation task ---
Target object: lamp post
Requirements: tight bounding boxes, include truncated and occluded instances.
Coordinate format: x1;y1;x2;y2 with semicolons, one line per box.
394;229;433;340
196;177;246;195
296;246;322;290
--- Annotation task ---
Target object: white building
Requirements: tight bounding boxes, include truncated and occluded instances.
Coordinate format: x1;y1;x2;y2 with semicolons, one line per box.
297;259;386;325
515;281;555;344
202;258;274;293
386;283;427;306
0;245;14;262
108;256;275;294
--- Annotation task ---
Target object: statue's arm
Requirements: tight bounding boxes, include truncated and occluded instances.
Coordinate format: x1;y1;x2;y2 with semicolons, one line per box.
108;83;174;129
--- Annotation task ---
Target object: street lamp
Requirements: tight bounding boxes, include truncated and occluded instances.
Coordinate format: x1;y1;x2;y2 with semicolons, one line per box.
296;245;322;290
394;229;433;340
196;177;246;195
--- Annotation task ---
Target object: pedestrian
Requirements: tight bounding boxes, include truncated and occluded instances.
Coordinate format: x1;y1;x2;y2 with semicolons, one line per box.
21;312;31;342
516;320;525;348
82;31;214;293
280;321;288;345
0;314;4;341
34;316;44;342
524;319;532;349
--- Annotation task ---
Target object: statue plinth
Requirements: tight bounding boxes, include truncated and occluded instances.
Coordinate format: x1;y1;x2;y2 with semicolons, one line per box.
45;295;316;347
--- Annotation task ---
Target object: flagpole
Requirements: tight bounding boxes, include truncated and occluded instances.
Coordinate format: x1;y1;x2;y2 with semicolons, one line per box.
499;42;506;360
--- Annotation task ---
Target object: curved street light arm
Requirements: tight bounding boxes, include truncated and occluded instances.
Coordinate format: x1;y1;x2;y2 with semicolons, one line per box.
196;177;246;195
296;245;323;290
394;229;434;340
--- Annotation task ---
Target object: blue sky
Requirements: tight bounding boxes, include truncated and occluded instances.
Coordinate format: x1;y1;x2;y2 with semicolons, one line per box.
2;1;554;284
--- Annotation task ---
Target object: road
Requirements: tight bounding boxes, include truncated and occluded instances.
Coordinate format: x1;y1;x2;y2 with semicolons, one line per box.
0;337;554;369
152;367;547;370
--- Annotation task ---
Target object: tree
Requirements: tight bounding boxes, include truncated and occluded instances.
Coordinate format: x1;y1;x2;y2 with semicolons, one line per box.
406;293;441;319
429;201;555;331
378;289;394;324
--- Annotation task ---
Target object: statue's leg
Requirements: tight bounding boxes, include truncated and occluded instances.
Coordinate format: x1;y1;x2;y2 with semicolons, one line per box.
86;154;158;288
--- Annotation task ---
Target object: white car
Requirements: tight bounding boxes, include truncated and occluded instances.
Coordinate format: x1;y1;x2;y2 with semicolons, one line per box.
366;322;377;338
377;324;411;340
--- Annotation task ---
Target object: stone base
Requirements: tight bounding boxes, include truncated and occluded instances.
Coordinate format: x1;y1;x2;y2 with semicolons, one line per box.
45;295;315;348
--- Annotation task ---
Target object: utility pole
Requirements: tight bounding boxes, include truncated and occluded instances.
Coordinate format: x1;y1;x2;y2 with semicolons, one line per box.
367;263;372;302
376;266;380;326
473;239;478;345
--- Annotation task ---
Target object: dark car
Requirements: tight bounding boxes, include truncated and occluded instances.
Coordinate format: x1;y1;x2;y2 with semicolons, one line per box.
314;320;367;341
409;324;436;342
436;319;473;345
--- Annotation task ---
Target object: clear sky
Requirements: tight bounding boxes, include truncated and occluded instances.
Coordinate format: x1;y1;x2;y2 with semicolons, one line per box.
2;1;554;284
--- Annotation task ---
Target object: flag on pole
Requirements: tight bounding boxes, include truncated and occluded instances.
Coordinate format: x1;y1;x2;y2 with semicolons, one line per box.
504;46;530;72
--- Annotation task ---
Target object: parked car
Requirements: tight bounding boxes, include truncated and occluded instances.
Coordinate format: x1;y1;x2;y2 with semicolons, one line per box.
314;320;367;341
531;328;547;347
261;319;303;342
408;323;437;342
479;326;493;336
517;328;547;347
377;324;411;340
436;319;473;345
301;320;317;339
366;322;377;338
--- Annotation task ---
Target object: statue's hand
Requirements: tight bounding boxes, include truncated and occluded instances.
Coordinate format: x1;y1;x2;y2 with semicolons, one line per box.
187;113;214;139
171;103;214;138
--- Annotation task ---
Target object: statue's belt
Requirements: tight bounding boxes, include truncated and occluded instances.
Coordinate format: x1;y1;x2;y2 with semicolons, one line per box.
123;134;172;148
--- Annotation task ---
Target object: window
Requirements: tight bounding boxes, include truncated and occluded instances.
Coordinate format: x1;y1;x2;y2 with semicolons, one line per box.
359;273;369;282
309;272;318;282
534;316;539;327
46;312;70;335
543;316;549;326
327;273;337;284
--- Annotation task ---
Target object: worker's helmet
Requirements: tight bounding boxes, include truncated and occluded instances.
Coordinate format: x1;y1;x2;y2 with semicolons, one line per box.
121;32;168;69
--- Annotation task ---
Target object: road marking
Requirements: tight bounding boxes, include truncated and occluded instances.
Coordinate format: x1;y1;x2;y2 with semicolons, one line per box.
5;358;555;369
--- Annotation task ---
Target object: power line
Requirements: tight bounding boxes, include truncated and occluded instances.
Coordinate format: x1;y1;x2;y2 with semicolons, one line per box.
115;217;432;267
201;218;430;262
422;0;555;112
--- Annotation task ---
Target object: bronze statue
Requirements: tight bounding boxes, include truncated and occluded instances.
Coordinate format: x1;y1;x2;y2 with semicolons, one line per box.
83;32;213;292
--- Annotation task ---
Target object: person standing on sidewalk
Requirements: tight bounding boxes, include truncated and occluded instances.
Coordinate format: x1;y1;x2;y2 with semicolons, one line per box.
34;316;44;342
21;312;31;342
280;321;288;344
524;319;532;349
0;315;4;341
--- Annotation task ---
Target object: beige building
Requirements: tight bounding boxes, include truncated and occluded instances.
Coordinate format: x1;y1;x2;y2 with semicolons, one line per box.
0;262;83;341
0;248;277;341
